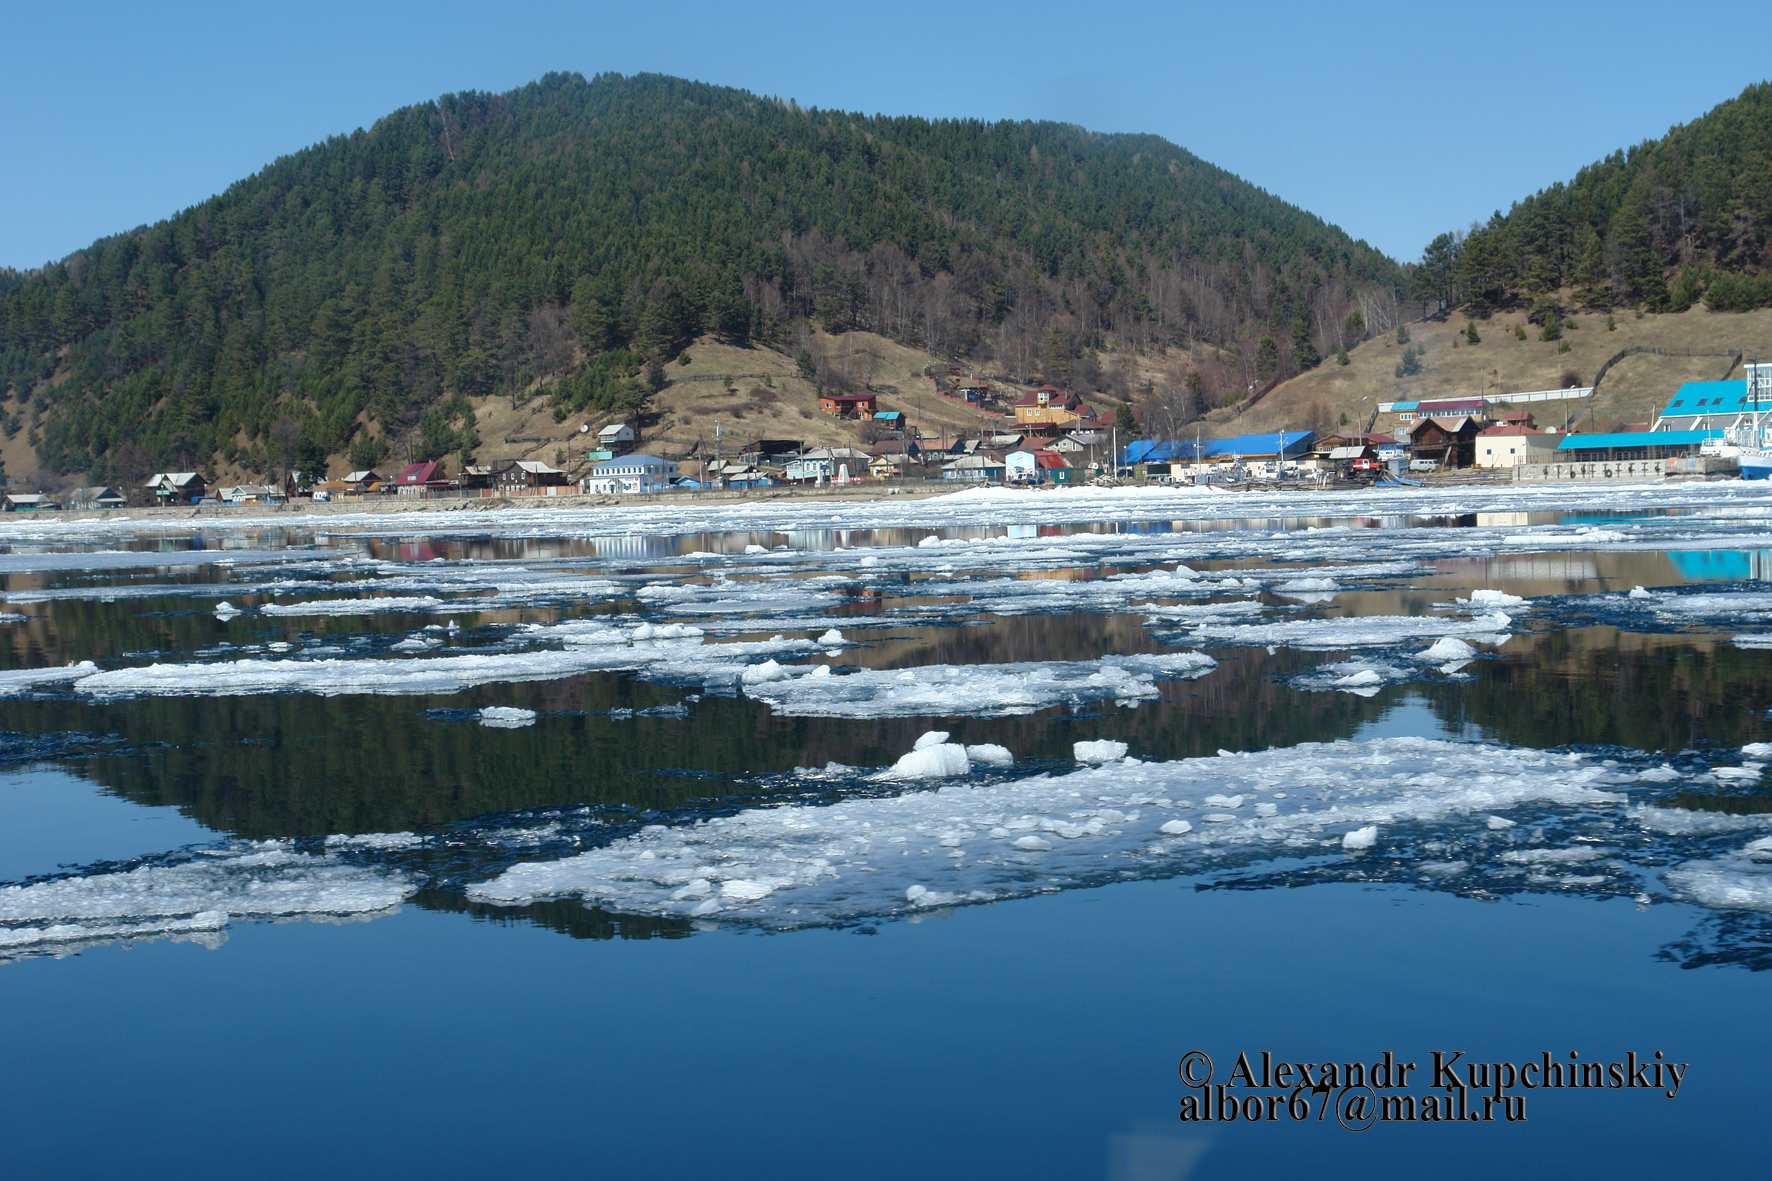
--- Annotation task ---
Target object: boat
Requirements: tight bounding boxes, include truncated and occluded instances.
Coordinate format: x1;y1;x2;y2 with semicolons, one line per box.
1722;361;1772;479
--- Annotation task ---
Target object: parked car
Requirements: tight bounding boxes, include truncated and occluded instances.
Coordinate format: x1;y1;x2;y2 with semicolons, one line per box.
1408;459;1439;473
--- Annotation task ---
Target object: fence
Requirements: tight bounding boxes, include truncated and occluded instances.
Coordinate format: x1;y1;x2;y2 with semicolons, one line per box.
1512;460;1668;483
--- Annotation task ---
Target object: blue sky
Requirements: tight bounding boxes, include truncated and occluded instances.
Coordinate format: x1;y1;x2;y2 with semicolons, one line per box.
2;0;1764;271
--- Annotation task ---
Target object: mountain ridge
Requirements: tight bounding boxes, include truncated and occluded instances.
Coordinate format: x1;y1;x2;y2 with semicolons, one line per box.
0;70;1402;484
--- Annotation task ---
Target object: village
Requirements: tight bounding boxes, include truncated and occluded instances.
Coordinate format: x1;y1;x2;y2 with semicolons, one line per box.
4;363;1766;513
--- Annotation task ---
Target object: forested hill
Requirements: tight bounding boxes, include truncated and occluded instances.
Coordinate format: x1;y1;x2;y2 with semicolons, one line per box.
0;71;1402;481
1411;81;1772;317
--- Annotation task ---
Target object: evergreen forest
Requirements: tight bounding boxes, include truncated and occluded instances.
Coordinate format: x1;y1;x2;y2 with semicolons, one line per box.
0;71;1404;482
1409;81;1772;321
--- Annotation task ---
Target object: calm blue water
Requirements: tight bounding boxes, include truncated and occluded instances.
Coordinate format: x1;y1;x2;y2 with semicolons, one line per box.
1;821;1757;1178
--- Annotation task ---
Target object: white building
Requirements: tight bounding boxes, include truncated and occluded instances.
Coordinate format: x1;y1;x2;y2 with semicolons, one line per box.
597;423;637;455
1475;425;1561;468
584;454;679;494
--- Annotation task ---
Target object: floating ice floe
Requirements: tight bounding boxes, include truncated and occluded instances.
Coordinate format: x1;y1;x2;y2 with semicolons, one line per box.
1290;659;1417;696
1186;610;1513;651
261;595;446;616
1460;589;1527;608
636;576;851;617
477;706;538;728
463;736;1638;927
739;651;1217;718
0;842;415;961
1664;837;1772;911
0;661;99;696
71;629;821;699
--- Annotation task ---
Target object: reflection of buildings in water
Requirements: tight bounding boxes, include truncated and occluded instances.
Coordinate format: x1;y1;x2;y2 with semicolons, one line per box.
1475;512;1531;529
593;534;682;562
1433;551;1765;594
831;588;885;614
1484;555;1602;583
1665;549;1772;583
1015;566;1111;583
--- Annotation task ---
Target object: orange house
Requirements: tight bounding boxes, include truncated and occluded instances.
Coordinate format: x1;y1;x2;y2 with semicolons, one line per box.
1012;386;1088;428
819;393;877;417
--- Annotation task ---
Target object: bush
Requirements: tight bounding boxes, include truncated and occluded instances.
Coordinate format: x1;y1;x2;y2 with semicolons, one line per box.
1396;324;1410;345
1465;321;1480;345
1539;313;1561;342
1336;346;1350;366
1394;345;1422;378
1607;314;1617;331
1514;324;1527;341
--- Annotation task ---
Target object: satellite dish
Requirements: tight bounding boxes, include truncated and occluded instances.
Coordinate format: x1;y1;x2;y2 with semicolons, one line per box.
579;423;589;434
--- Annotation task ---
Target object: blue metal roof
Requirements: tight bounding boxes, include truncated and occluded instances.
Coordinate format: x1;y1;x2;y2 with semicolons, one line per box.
1118;431;1314;464
1658;379;1772;418
1388;401;1419;411
1556;430;1714;451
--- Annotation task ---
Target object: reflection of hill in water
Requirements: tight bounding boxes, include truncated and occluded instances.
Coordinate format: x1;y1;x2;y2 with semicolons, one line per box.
412;890;692;942
3;645;1383;840
7;617;1771;840
1422;629;1772;752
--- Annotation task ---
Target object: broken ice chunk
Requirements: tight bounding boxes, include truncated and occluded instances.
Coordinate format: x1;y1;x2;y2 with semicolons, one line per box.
477;706;537;729
1074;739;1129;763
965;743;1014;767
1418;637;1477;664
1464;589;1525;608
886;743;971;779
740;659;792;685
1342;826;1378;850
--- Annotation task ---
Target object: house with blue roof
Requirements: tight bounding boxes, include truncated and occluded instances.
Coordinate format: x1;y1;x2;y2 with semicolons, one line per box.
1120;431;1316;478
1548;375;1760;463
1649;378;1771;433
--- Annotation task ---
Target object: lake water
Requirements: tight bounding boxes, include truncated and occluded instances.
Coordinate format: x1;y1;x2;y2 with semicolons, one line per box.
3;482;1770;1177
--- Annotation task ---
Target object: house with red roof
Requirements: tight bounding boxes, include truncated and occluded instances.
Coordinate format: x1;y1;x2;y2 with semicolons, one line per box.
391;461;454;497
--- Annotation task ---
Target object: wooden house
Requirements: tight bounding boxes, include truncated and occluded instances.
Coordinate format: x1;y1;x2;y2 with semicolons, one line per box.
1407;417;1481;469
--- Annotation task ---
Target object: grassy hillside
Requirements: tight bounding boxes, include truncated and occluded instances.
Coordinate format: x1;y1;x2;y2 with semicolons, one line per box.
1226;304;1772;439
0;71;1400;486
